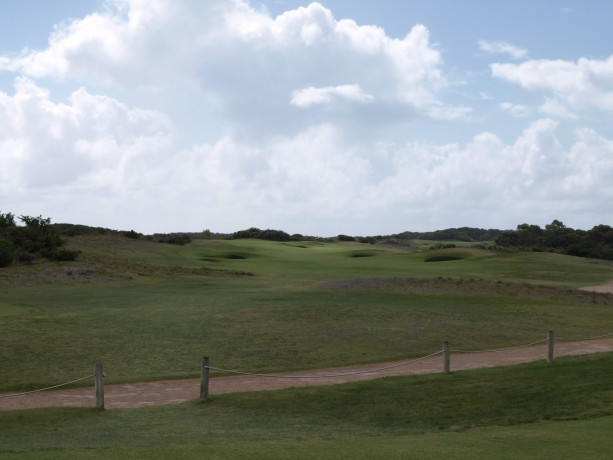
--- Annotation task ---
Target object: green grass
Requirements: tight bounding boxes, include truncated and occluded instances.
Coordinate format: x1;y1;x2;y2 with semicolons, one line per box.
2;353;613;458
3;236;613;457
1;237;613;391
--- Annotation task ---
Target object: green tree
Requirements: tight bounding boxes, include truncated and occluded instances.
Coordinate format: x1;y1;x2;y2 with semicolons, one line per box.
0;211;75;266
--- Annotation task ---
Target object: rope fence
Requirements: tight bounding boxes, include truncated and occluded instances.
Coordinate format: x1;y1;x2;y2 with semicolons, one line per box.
0;374;94;399
557;331;613;342
206;350;444;380
3;330;613;407
0;363;106;409
199;329;613;400
451;338;548;354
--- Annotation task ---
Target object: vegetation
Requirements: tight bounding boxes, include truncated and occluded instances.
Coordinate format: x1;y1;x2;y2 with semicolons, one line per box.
232;227;291;241
496;220;613;261
3;216;613;457
0;212;78;266
2;236;613;391
395;226;503;242
2;353;613;458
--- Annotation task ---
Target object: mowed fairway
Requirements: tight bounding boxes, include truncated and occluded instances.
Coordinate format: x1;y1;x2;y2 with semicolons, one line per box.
2;235;613;391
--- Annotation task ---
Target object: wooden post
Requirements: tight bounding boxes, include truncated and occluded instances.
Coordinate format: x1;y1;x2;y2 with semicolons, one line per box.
94;363;105;409
443;341;451;374
200;356;210;401
547;330;555;365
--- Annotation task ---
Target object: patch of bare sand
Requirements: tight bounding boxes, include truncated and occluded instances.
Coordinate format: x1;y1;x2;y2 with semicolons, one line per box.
580;281;613;294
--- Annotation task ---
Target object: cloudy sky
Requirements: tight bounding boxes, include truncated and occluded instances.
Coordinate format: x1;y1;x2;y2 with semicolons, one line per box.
1;0;612;236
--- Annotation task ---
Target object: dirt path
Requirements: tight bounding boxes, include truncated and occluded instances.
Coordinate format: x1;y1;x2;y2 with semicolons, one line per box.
2;337;613;411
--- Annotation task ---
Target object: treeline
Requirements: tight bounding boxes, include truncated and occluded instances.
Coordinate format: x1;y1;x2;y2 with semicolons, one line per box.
52;223;232;245
495;220;613;260
232;227;291;241
394;227;503;242
0;212;79;267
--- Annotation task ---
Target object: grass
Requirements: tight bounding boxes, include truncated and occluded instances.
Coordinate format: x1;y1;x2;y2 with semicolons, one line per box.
3;235;613;457
1;237;613;391
2;353;613;458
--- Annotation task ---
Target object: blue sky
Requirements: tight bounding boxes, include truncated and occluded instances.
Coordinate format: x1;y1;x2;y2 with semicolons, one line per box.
1;0;612;235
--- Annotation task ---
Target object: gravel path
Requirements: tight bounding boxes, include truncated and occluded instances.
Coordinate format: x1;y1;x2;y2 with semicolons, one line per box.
2;337;613;411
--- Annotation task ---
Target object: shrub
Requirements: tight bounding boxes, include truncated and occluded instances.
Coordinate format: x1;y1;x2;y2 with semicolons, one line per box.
0;238;14;267
337;234;355;241
153;234;191;245
424;255;463;262
47;248;80;261
15;250;36;264
233;228;291;242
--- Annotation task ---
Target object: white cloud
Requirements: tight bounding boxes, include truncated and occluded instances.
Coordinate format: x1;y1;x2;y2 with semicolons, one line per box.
146;117;607;232
539;98;577;119
290;84;374;108
498;102;532;117
0;77;173;192
478;40;528;60
491;56;613;115
1;1;611;234
2;72;613;234
0;0;467;133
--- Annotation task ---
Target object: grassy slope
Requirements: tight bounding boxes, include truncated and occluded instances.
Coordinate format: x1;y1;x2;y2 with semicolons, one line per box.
3;236;613;458
1;236;613;390
1;353;613;458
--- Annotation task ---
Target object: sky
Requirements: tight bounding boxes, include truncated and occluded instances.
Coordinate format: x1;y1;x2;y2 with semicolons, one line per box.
1;0;612;236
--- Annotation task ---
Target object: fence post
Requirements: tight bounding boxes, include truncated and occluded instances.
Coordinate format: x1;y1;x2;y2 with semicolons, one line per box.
547;330;555;365
443;341;451;373
200;356;210;401
94;363;105;409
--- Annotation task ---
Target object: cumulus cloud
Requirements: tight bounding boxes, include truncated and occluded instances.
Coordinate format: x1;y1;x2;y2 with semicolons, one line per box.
478;40;528;60
539;98;578;119
136;118;613;233
498;102;532;117
0;77;173;192
491;56;613;115
290;84;374;108
0;0;467;135
1;1;611;234
2;72;612;233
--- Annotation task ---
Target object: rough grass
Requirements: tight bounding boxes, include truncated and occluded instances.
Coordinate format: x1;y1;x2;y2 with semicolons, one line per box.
2;353;613;458
2;237;613;391
320;277;613;305
3;237;613;457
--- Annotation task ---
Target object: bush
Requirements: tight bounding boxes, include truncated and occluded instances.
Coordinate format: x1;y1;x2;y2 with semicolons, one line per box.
121;230;141;239
0;211;79;266
0;238;14;267
47;248;80;261
337;234;355;241
153;234;191;245
233;228;291;242
424;255;463;262
15;250;36;264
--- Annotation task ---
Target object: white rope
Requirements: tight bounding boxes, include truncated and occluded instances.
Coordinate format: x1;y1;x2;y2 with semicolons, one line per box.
207;350;443;379
0;374;95;399
557;331;613;342
451;338;549;354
